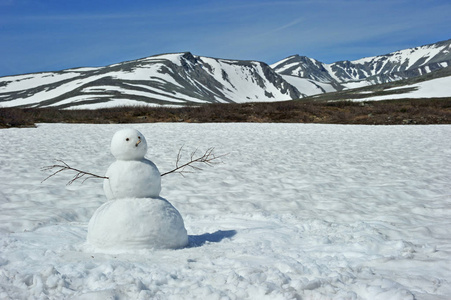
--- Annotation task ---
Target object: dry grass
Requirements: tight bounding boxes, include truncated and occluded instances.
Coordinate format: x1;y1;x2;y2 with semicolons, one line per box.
1;98;451;128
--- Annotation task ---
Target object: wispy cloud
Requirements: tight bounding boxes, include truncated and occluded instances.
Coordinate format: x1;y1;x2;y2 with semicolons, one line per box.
4;11;159;23
261;17;305;36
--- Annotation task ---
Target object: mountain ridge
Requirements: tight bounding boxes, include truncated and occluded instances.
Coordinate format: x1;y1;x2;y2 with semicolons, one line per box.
272;38;451;87
1;39;450;109
0;52;303;109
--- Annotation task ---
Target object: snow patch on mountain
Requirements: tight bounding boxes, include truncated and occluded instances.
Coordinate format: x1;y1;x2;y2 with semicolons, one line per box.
281;75;335;96
0;72;82;93
354;76;451;101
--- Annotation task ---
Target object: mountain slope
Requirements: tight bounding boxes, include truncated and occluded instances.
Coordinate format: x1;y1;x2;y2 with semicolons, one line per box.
0;53;301;109
1;39;451;109
302;65;451;103
272;39;451;88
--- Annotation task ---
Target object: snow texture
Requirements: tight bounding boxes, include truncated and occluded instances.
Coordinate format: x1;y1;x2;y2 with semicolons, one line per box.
0;123;450;299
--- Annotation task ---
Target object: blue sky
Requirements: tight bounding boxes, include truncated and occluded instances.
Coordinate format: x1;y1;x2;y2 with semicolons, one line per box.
1;0;450;77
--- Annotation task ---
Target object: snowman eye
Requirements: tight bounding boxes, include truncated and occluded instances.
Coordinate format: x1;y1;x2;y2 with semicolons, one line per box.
126;138;129;141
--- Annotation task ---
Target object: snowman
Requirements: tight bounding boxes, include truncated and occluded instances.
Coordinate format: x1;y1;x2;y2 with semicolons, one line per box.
87;128;189;250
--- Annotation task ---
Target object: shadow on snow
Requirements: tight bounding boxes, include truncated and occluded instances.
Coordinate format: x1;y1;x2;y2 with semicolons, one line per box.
188;230;237;248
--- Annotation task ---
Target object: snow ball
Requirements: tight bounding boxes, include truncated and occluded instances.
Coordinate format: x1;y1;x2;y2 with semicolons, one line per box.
87;197;188;250
111;128;148;161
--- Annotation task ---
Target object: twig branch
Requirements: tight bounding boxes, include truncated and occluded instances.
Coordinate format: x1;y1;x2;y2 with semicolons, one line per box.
41;159;108;185
41;147;227;185
160;146;227;177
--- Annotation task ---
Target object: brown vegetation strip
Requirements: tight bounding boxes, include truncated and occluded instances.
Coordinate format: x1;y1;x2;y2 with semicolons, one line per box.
1;98;451;128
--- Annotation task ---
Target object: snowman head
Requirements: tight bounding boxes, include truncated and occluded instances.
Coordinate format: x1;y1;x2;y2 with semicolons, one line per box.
110;128;148;160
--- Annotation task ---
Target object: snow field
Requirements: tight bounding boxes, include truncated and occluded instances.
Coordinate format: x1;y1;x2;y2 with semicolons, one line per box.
281;75;336;96
200;57;293;103
355;77;451;101
0;123;450;299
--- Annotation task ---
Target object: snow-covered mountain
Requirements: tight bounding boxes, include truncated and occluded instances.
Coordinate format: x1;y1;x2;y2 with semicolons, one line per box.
272;39;451;90
1;39;450;109
0;52;301;109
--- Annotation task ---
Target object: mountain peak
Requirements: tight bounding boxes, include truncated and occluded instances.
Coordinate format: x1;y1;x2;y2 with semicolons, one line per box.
273;39;451;84
180;52;199;66
0;52;300;109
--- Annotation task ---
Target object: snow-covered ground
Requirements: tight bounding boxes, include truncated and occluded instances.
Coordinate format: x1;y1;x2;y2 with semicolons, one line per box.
0;123;450;299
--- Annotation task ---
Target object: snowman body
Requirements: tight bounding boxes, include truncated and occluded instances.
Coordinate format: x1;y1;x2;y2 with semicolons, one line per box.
87;128;188;251
87;197;188;250
104;159;161;200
